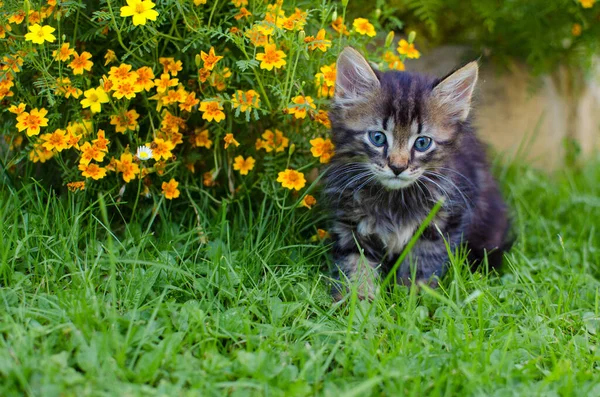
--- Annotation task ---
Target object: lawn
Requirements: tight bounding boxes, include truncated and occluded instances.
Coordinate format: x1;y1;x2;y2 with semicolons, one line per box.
1;157;600;396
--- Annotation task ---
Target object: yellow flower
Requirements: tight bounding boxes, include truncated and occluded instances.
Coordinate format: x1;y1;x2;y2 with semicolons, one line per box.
310;137;335;163
154;73;178;93
68;51;94;74
194;0;207;5
256;44;287;71
193;129;213;148
16;108;49;136
179;91;200;112
572;23;583;36
158;57;183;76
8;11;26;25
277;169;306;191
29;143;55;163
79;142;106;165
116;152;140;183
232;0;248;6
149;138;175;160
200;99;226;122
25;24;56;44
233;155;256;175
92;129;110;152
287;95;316;119
231;89;261;112
397;39;420;59
305;29;331;52
2;55;23;73
311;229;331;241
331;17;349;36
223;133;240;149
162;178;180;199
314;110;331;129
104;49;117;65
67;181;86;192
200;47;223;71
256;129;289;153
8;103;26;114
53;43;75;61
315;63;336;98
113;79;140;99
300;194;317;209
41;129;68;152
579;0;595;7
134;66;155;91
81;87;109;113
234;7;252;20
110;109;139;133
353;18;376;37
383;51;405;71
120;0;159;26
78;163;107;180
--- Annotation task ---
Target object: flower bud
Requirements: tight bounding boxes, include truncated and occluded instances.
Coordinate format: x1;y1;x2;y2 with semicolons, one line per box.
385;31;395;47
375;9;381;18
408;30;416;44
195;54;201;68
23;0;30;15
298;30;306;41
289;143;296;155
331;10;338;22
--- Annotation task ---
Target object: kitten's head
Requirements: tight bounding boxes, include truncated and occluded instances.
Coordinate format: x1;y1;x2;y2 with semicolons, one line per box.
329;47;478;190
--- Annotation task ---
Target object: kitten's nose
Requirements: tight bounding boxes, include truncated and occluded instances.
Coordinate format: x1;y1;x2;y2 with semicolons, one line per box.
388;163;407;176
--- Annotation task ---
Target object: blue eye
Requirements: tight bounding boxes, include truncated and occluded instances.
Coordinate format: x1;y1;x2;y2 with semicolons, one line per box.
368;131;387;147
414;136;432;152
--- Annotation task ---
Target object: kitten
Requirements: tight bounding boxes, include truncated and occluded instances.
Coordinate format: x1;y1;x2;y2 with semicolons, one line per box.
324;47;511;300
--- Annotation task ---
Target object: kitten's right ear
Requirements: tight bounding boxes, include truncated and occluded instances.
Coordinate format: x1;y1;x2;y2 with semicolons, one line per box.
334;47;380;102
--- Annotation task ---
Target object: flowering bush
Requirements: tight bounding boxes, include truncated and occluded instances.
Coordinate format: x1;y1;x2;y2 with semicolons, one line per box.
0;0;418;213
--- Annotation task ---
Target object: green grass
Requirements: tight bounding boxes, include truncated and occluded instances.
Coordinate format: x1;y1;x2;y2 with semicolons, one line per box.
1;159;600;396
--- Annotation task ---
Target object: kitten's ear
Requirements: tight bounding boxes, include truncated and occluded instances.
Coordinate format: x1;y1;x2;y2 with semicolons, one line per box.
431;62;478;121
335;47;380;102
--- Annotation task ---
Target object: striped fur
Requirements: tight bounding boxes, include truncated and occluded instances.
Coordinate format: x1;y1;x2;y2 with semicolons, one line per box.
325;48;510;300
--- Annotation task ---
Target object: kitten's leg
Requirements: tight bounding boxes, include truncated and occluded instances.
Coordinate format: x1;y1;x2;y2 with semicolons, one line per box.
330;225;383;301
395;238;454;287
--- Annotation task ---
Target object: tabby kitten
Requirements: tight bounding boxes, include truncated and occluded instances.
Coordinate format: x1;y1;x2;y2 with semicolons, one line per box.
325;47;510;300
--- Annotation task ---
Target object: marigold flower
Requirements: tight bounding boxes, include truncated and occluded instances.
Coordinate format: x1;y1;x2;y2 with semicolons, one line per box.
16;108;49;136
134;66;155;91
162;178;180;199
110;109;139;133
179;91;200;112
29;143;55;163
113;79;140;99
287;95;316;119
193;129;213;149
353;18;376;37
203;171;216;187
8;103;26;114
0;25;12;39
332;17;350;36
305;29;331;52
256;44;287;71
154;74;178;93
231;90;261;113
109;64;136;83
81;87;109;113
233;155;256;175
310;137;335;163
200;47;223;71
149;138;175;160
120;0;159;26
256;129;289;153
79;163;107;180
315;63;336;97
383;51;405;71
79;142;106;165
313;110;331;129
572;23;583;36
579;0;595;8
311;229;330;241
198;68;211;83
67;181;86;192
136;146;153;160
104;49;117;66
66;130;82;149
9;11;26;25
245;27;270;46
277;169;306;191
53;43;75;61
397;39;420;59
231;0;248;6
25;24;56;44
92;130;110;152
41;129;68;152
200;99;226;123
194;0;207;5
300;194;317;209
68;51;94;75
159;57;183;76
223;133;240;149
2;55;23;73
116;152;140;183
234;7;252;20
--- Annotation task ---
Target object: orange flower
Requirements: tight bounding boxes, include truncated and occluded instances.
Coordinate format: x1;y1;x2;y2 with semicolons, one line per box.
256;129;289;153
179;91;200;112
161;178;180;199
353;18;376;37
300;194;317;209
572;23;583;36
277;169;306;191
331;17;349;36
315;63;336;97
233;155;255;175
193;129;213;148
287;95;316;119
231;90;261;112
223;133;240;149
256;44;287;70
397;39;420;59
41;129;68;152
154;74;178;93
234;7;252;20
313;110;331;129
78;163;107;180
29;143;55;163
134;66;155;91
199;99;226;122
8;103;26;114
67;181;86;192
159;57;183;76
108;63;136;83
200;47;223;71
116;152;140;183
16;108;49;136
110;109;139;133
79;142;106;165
104;49;117;65
383;51;405;71
53;43;75;61
149;138;175;160
68;51;94;74
310;137;335;163
92;129;110;151
305;29;331;52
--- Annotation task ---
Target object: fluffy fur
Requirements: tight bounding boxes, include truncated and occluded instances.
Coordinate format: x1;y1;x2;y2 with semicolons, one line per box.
324;48;510;300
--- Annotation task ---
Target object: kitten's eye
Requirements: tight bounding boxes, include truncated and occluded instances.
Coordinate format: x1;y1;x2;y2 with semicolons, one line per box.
414;136;432;152
368;131;387;147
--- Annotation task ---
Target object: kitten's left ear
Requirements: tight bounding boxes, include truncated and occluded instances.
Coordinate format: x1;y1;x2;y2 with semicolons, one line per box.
431;62;478;122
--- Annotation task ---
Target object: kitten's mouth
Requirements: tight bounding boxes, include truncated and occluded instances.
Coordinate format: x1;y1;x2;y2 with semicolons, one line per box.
379;175;416;190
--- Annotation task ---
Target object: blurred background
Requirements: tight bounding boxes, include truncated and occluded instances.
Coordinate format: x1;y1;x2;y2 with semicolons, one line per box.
355;0;600;169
